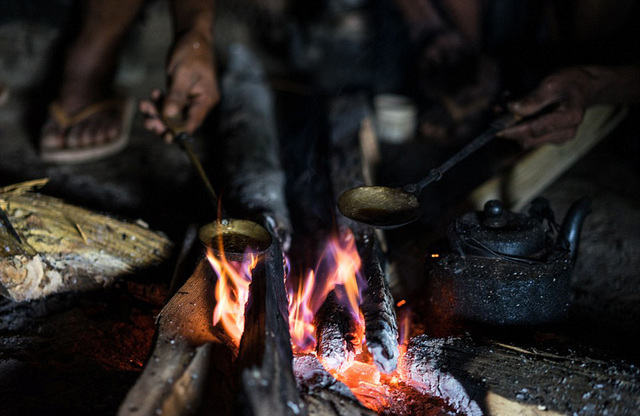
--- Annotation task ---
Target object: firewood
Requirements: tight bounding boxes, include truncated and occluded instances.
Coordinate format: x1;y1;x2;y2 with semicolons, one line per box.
235;235;306;416
293;354;378;416
328;95;400;374
400;334;640;416
119;258;236;416
217;44;292;252
400;336;482;415
314;290;358;371
357;235;399;374
0;179;172;301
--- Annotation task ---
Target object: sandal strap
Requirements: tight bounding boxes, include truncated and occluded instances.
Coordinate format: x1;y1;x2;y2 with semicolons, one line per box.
49;98;124;129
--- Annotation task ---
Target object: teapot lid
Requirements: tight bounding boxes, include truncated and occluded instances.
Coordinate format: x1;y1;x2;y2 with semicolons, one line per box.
452;200;547;258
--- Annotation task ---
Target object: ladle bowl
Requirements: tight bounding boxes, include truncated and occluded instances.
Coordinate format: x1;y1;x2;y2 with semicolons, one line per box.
337;186;421;229
198;218;272;261
164;116;273;260
337;112;519;229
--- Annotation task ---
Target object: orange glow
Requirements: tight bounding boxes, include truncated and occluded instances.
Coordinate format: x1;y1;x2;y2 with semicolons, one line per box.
206;247;259;345
397;306;413;346
431;253;440;258
287;230;367;353
396;299;406;307
288;270;317;352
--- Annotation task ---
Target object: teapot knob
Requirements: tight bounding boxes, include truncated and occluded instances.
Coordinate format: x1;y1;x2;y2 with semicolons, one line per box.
483;200;507;228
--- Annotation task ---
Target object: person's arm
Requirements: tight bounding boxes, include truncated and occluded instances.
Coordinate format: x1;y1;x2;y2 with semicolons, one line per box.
141;0;219;141
499;65;640;148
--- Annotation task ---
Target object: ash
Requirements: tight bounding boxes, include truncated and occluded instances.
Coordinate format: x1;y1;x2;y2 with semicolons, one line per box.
293;354;357;400
401;335;482;416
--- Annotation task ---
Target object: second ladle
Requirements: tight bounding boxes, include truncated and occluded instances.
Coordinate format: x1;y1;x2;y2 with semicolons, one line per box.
169;121;272;261
337;113;516;229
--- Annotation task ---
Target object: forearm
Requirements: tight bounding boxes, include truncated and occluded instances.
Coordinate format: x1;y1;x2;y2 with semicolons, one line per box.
169;0;215;42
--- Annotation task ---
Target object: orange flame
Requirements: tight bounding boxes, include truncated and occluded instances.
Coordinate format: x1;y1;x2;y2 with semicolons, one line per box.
288;270;317;352
287;230;367;353
206;248;259;345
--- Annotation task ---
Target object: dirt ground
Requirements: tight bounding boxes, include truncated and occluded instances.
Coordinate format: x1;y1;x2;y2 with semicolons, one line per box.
1;2;639;415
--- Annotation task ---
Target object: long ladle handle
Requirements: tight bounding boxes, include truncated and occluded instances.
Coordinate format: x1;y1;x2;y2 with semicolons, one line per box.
165;117;222;212
406;113;517;195
177;134;222;209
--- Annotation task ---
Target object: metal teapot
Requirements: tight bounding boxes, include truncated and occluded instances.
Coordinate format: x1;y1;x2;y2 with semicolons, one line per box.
427;197;591;326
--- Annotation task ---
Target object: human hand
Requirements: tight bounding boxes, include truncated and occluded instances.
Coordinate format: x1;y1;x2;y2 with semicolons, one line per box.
498;68;599;148
140;31;219;142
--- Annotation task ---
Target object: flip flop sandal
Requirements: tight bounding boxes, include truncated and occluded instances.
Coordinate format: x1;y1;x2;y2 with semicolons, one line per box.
40;97;136;164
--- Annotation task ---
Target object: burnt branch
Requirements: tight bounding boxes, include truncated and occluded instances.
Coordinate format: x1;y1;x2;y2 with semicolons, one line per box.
217;44;292;252
118;258;236;416
294;354;378;416
235;235;306;416
314;290;358;371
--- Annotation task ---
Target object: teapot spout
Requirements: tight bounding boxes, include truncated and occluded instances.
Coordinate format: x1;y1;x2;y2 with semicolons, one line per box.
558;197;591;265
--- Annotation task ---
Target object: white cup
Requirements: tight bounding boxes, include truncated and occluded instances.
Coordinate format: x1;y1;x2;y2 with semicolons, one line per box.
374;94;417;144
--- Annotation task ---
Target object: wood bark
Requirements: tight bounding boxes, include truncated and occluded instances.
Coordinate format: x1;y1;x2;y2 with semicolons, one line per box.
235;235;306;416
400;334;640;416
0;179;172;301
217;44;292;252
293;354;378;416
314;290;358;370
118;257;237;416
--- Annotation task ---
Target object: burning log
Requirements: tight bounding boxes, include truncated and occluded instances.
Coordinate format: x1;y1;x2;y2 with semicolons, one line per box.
210;43;303;415
398;334;640;415
293;354;377;416
399;336;483;415
0;179;172;301
119;257;237;416
328;95;400;374
217;43;292;252
235;235;306;416
314;290;357;371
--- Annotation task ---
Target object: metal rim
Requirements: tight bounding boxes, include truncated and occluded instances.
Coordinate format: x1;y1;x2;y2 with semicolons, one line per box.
198;218;272;260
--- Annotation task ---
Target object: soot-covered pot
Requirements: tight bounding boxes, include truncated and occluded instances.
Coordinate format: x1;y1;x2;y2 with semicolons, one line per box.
427;197;590;326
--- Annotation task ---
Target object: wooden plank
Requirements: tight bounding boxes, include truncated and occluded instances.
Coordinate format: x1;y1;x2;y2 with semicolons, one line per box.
467;105;628;211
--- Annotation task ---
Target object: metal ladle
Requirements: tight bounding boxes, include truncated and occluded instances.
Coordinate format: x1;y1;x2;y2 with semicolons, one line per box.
167;119;272;260
337;113;517;229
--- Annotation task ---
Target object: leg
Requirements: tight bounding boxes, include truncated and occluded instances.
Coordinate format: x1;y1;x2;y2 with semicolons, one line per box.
40;0;144;160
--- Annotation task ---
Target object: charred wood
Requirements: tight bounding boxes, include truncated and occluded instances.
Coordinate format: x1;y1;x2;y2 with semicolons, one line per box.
400;336;482;415
294;354;377;416
314;290;358;371
119;258;236;416
235;235;306;416
217;44;292;252
401;334;640;415
328;95;399;374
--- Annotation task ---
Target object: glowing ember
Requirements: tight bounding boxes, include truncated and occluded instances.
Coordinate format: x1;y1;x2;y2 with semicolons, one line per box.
206;248;258;345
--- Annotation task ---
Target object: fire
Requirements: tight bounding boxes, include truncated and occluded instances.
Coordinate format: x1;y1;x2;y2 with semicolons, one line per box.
206;224;422;414
288;270;317;352
287;230;367;354
206;247;259;345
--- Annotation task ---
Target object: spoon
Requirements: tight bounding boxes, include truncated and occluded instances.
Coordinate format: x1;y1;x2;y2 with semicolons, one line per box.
165;118;272;260
337;113;517;229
